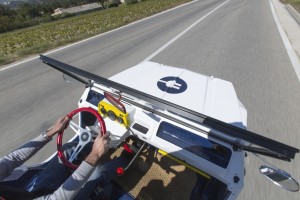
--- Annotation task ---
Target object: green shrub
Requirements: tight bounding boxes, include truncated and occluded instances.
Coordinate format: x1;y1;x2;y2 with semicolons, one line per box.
125;0;139;5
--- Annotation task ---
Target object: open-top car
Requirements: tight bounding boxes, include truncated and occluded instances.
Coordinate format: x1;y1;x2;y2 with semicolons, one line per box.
0;55;299;200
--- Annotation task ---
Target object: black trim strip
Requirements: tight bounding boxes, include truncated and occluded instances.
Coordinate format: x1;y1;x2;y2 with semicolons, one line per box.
124;97;291;161
40;55;299;160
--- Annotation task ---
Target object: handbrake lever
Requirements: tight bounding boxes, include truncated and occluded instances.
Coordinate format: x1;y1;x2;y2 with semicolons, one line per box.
116;142;146;175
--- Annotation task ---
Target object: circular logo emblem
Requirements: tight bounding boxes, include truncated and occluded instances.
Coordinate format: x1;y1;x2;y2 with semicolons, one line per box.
157;76;187;94
81;132;90;142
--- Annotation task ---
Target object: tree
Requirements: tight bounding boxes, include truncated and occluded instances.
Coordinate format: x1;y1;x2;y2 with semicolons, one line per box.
0;4;16;18
98;0;109;9
0;15;10;32
18;3;41;18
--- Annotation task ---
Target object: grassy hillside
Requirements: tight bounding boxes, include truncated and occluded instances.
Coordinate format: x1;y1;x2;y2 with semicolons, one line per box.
281;0;300;12
0;0;190;66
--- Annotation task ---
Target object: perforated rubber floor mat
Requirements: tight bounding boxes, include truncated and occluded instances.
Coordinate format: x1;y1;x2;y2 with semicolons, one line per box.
111;146;197;200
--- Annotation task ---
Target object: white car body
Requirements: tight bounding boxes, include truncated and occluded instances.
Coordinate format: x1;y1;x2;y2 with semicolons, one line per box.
78;61;247;199
1;56;298;200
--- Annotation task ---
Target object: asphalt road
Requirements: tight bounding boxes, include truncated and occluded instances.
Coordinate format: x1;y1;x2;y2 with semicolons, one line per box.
1;0;300;199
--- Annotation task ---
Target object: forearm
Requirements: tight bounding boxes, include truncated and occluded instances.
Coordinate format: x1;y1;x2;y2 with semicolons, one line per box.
0;134;50;180
85;151;101;166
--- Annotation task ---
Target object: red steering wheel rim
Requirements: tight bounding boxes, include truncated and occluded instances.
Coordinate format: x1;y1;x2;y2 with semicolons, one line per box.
57;107;106;170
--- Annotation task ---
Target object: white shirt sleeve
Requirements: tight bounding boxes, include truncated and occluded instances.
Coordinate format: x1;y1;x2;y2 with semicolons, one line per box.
0;135;50;181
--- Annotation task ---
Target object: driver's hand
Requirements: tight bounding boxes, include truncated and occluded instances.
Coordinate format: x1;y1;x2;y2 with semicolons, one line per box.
85;132;111;166
47;116;70;138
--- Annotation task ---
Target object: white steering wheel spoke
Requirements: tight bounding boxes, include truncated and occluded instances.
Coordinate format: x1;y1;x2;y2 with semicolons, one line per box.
68;124;93;163
69;143;85;162
69;120;87;134
68;139;90;163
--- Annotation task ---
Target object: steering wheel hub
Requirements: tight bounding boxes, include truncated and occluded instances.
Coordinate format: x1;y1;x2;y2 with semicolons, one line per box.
81;132;90;142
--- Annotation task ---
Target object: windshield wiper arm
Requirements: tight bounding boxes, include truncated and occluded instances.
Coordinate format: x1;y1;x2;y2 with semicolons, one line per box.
236;145;291;161
41;54;90;86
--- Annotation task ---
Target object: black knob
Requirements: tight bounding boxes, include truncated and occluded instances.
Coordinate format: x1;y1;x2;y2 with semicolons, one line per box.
233;176;240;183
117;117;124;124
107;110;116;121
100;107;106;114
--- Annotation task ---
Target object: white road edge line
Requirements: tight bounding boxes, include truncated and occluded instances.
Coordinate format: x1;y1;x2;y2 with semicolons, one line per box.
269;0;300;81
0;0;199;72
143;0;231;62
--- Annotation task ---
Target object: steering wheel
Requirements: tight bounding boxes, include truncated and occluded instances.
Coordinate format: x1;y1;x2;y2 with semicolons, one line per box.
57;107;106;170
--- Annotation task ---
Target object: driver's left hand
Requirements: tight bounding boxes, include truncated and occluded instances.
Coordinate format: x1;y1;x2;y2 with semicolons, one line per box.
47;116;70;138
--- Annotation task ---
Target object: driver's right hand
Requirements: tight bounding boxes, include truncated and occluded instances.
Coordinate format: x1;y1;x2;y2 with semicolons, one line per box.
85;132;111;166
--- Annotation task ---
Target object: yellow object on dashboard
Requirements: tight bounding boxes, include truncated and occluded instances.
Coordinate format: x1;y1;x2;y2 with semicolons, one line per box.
98;100;130;127
158;149;210;179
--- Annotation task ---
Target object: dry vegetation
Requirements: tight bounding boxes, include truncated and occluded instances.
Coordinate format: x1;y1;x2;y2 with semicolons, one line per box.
0;0;190;66
280;0;300;12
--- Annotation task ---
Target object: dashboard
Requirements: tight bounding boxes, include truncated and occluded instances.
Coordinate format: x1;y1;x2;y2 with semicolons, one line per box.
76;85;244;197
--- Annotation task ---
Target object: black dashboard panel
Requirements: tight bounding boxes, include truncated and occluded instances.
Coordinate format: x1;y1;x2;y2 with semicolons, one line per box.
86;90;104;107
132;123;149;134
